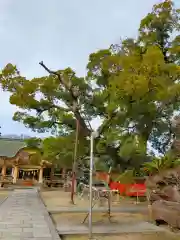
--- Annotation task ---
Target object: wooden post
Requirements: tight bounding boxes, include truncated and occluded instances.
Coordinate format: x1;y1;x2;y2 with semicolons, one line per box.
107;166;112;184
146;187;153;222
1;165;6;180
11;167;14;177
50;165;54;181
13;165;19;183
39;167;43;183
71;119;79;204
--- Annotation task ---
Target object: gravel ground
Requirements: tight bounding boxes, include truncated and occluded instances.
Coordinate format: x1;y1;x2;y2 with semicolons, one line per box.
61;232;179;240
41;190;179;240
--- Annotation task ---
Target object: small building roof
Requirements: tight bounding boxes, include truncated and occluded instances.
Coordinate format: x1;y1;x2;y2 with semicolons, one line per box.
0;138;26;157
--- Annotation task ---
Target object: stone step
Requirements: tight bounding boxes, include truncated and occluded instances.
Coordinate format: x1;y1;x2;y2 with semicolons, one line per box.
48;206;147;214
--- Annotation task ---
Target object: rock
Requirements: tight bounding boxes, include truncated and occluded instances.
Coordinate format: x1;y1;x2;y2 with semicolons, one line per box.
152;200;180;228
146;166;180;229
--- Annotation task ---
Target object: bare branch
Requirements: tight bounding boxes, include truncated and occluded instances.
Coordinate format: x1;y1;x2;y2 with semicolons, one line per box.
39;61;57;75
39;61;91;136
40;61;75;92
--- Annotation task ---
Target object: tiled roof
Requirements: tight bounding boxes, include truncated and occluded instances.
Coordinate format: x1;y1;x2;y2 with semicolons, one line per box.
0;138;26;157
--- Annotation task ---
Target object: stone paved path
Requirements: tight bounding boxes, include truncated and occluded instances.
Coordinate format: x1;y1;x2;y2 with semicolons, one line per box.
0;189;60;239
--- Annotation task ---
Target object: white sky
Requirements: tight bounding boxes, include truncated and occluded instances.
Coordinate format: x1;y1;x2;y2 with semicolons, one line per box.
0;0;179;136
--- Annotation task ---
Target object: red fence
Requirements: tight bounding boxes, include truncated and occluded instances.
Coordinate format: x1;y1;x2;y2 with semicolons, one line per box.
96;172;146;197
109;182;146;197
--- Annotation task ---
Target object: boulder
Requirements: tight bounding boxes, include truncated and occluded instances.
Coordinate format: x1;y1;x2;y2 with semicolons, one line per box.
146;167;180;228
152;200;180;228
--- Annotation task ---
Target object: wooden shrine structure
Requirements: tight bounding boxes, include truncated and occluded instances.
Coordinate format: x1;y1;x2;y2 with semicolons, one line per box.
0;138;53;184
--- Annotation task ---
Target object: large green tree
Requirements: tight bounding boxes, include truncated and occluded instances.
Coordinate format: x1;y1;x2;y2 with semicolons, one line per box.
87;0;180;159
1;0;180;169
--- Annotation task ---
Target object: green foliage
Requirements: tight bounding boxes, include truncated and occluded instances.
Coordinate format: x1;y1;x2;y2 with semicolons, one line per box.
1;1;180;170
29;151;42;165
115;169;135;184
88;0;180;159
143;155;180;174
139;0;180;49
42;133;88;168
24;138;43;165
24;137;42;149
94;157;110;172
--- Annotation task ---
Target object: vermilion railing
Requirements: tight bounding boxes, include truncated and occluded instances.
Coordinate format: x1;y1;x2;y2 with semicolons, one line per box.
109;182;146;197
96;172;146;197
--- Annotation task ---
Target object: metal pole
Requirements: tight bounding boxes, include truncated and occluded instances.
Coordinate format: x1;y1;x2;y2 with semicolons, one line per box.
89;132;94;239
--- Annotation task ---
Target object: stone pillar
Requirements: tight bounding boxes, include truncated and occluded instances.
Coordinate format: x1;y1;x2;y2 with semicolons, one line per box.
1;165;6;179
13;165;19;183
39;167;43;183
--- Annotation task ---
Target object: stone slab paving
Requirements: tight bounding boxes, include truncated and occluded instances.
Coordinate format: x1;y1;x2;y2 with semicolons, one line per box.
0;189;60;240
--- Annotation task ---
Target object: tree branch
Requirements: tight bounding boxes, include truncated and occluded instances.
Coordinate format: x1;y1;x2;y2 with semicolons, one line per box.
98;111;117;136
35;104;70;116
39;61;59;76
39;61;91;136
39;61;76;97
